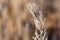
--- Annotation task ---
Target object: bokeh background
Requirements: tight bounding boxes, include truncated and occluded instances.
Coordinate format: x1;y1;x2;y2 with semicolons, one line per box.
0;0;60;40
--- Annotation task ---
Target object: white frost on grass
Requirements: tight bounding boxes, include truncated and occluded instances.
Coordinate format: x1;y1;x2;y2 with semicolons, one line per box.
27;2;47;40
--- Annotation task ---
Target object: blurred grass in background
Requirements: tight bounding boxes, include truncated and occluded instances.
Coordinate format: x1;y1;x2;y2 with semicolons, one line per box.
0;0;60;40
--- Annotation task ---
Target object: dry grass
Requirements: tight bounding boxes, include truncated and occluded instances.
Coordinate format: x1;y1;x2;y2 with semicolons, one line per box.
0;0;60;40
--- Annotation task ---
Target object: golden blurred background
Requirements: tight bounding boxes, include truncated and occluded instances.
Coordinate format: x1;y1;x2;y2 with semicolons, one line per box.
0;0;60;40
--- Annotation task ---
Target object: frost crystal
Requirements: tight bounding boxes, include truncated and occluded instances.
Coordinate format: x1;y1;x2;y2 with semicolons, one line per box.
27;3;47;40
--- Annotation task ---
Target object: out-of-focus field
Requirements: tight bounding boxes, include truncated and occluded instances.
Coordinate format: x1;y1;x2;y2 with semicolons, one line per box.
0;0;60;40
